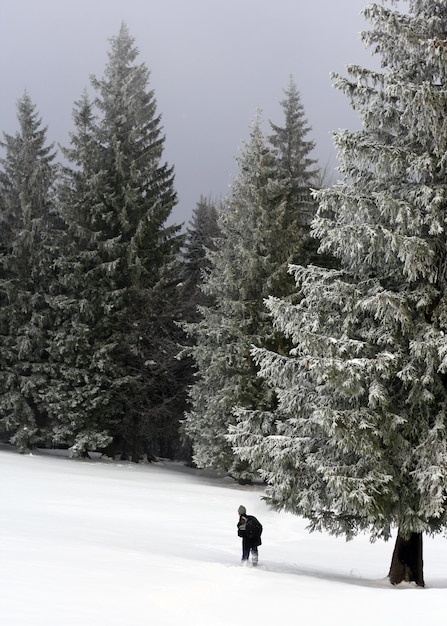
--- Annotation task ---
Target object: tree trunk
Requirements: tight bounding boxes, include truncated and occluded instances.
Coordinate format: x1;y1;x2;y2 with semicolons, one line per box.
388;531;424;587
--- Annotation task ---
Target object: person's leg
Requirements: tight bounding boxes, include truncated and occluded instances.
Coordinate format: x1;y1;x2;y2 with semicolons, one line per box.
251;547;258;565
242;537;250;561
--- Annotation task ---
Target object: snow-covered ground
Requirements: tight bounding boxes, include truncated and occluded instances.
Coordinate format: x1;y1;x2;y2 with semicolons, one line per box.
1;449;446;626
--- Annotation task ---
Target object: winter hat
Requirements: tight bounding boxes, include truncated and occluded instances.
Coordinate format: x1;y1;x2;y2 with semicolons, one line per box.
238;505;246;515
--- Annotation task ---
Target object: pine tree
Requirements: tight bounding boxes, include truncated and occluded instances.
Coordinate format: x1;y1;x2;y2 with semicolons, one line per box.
230;0;447;586
50;24;184;460
44;91;114;455
181;196;220;313
176;197;221;461
184;105;318;479
0;93;61;450
268;76;338;270
269;76;318;229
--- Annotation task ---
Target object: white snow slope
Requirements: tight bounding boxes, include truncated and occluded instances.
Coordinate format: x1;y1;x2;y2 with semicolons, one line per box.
1;449;446;626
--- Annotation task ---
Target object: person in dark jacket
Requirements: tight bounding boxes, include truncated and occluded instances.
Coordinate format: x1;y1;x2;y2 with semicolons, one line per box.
237;505;262;565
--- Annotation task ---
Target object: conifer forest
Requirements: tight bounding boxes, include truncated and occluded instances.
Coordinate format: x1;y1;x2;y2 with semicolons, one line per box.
1;1;447;585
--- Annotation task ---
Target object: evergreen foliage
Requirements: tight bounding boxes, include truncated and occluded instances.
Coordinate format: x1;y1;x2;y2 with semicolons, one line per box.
177;197;221;461
184;94;319;478
230;0;447;582
46;24;185;460
181;196;221;314
269;76;318;229
0;93;62;451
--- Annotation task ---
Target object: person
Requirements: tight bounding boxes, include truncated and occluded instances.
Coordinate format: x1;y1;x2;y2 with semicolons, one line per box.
237;505;262;566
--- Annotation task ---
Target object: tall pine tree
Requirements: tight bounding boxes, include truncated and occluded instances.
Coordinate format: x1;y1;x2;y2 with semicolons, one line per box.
231;0;447;586
184;100;319;479
0;93;61;450
49;24;185;460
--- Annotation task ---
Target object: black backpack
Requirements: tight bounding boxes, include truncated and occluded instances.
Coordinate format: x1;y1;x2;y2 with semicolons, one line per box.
245;515;263;540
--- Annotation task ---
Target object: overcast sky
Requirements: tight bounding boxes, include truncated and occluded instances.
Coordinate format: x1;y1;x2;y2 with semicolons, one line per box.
1;0;376;226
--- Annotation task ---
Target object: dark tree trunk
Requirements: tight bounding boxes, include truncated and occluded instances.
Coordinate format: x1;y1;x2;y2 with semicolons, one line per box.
130;415;142;463
388;531;424;587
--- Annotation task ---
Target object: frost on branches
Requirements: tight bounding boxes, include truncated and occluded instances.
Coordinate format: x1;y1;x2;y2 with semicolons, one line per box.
230;0;447;587
184;90;319;480
0;94;62;451
48;24;184;461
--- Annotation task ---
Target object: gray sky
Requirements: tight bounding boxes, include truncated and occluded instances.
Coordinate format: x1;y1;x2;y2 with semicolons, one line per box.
0;0;375;226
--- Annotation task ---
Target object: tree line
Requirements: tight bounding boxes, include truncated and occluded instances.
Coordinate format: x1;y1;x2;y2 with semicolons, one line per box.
0;23;324;462
2;0;447;586
0;24;187;461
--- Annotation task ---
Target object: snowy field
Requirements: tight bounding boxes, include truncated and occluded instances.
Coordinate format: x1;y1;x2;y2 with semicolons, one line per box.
1;449;446;626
